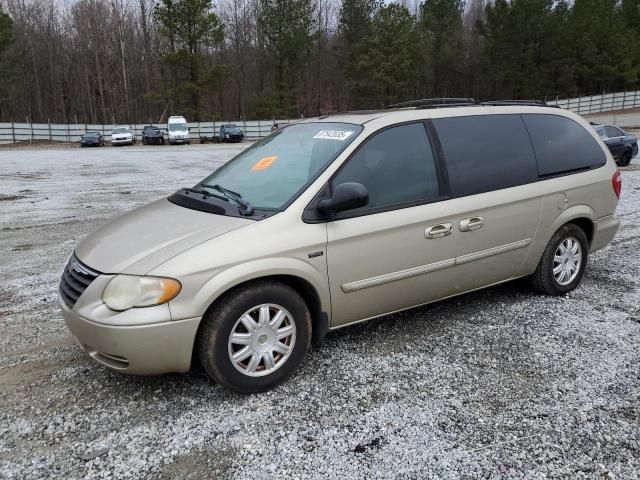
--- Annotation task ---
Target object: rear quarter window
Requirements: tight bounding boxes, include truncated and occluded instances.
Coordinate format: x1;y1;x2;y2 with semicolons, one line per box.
432;114;538;197
522;114;607;176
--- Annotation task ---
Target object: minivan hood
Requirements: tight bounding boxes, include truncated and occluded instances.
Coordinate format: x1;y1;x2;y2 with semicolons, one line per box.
75;198;253;274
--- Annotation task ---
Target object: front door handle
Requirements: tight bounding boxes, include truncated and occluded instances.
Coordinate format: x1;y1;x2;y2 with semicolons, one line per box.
460;216;484;232
425;223;453;239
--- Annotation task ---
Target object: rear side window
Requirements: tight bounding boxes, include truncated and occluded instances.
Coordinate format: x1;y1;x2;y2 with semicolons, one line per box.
522;114;606;176
432;114;538;197
332;122;439;213
605;126;623;138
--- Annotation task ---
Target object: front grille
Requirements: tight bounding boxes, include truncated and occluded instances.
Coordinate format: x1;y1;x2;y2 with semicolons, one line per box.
59;254;101;309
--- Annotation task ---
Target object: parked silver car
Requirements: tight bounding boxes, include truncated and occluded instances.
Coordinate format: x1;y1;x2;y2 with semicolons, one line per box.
111;125;136;146
59;104;621;392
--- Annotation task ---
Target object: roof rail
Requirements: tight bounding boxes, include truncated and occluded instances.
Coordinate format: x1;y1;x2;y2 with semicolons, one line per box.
480;100;559;108
385;98;476;109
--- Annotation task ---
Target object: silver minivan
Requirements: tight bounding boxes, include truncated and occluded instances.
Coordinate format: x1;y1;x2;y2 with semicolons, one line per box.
59;104;621;392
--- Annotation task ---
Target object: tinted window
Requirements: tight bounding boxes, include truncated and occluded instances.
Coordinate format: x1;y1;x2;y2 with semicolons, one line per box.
331;123;439;213
605;126;623;138
433;114;538;197
594;126;607;139
523;114;606;176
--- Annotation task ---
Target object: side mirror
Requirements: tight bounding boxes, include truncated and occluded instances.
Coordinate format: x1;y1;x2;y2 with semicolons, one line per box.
317;182;368;216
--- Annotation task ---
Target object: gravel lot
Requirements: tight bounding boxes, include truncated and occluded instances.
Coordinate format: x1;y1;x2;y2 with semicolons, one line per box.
1;144;639;479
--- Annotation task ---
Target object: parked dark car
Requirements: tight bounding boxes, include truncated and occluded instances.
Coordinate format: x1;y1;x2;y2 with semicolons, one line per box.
80;131;104;147
220;124;244;143
142;125;165;145
593;123;638;166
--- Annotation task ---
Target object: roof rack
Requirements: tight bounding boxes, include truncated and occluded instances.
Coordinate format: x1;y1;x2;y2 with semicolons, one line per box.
385;98;476;109
480;100;558;108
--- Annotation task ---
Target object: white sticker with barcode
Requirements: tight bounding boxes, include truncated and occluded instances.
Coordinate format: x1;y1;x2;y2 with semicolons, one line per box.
313;130;354;141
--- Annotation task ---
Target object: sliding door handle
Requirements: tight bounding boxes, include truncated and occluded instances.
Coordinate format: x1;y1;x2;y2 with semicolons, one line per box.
460;216;484;232
425;223;453;239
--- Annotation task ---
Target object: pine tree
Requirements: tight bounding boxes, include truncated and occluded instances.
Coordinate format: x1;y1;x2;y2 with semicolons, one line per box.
418;0;465;97
154;0;224;120
0;8;17;119
338;0;382;108
257;0;315;117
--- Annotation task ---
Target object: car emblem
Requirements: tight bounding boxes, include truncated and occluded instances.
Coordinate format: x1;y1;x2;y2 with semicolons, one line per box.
70;258;92;276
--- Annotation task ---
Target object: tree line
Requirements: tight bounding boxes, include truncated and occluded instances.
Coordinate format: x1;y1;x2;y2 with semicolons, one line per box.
0;0;639;124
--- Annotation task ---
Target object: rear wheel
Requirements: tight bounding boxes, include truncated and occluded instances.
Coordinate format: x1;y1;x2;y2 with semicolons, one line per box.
197;280;311;393
531;223;588;295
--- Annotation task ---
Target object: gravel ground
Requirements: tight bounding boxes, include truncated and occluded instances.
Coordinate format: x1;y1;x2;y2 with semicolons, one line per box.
0;144;639;479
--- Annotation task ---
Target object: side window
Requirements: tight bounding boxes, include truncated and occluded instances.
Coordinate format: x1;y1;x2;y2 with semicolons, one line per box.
522;114;607;176
595;126;607;139
605;126;623;138
332;123;439;213
432;114;538;197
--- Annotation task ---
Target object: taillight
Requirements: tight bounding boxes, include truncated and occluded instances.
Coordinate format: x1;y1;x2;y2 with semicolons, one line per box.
612;170;622;199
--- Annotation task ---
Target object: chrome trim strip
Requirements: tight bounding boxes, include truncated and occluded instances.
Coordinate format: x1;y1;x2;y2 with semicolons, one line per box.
341;238;531;293
342;258;456;293
455;238;531;265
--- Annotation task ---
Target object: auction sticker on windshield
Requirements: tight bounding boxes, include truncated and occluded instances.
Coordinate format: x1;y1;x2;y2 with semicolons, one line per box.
252;155;278;171
313;130;354;141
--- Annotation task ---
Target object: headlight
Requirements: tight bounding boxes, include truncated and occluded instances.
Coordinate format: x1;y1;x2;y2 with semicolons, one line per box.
102;275;181;311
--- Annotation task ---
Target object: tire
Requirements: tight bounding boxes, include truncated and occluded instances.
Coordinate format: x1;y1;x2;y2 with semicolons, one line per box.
197;280;311;393
621;149;632;167
142;137;147;145
530;223;588;295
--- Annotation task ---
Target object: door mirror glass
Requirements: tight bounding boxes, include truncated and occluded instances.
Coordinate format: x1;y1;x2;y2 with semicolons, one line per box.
317;182;368;216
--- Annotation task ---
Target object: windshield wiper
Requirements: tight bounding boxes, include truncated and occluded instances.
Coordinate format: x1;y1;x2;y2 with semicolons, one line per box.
201;183;254;216
183;187;227;202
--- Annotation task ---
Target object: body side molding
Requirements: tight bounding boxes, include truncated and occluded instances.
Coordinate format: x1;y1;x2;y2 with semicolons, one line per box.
341;238;532;293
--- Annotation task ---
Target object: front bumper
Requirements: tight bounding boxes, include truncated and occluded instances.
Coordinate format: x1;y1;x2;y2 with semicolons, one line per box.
60;296;200;375
170;137;190;144
112;138;134;145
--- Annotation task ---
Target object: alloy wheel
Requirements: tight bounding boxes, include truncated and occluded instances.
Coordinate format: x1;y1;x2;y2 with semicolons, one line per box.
227;304;296;377
553;236;582;286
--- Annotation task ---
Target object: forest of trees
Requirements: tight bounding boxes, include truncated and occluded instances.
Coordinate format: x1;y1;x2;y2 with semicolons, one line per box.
0;0;639;123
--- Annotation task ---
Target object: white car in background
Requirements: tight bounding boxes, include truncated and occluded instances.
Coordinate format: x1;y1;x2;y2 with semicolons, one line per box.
111;125;136;146
168;116;190;145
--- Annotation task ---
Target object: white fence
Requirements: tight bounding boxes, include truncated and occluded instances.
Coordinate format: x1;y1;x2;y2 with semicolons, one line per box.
546;90;640;115
3;90;640;144
0;119;293;145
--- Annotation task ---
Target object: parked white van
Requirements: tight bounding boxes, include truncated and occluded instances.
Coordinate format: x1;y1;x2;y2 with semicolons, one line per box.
168;116;190;145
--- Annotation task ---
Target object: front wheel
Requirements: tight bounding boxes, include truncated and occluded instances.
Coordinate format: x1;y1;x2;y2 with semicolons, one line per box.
197;281;311;393
620;149;632;167
530;223;588;295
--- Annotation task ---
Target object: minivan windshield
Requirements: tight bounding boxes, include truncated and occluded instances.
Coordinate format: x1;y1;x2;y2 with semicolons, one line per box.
198;122;362;210
169;123;187;132
113;128;130;134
